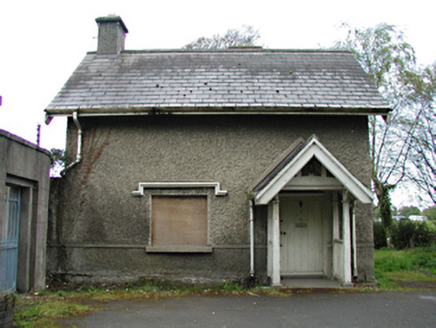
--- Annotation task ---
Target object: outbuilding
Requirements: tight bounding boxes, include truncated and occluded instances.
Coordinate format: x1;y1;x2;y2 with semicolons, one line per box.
0;130;51;293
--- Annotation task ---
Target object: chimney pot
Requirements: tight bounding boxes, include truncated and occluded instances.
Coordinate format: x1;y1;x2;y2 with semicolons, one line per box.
95;16;128;54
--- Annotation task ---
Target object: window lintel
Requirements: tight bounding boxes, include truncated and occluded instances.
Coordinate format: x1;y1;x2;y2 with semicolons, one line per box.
132;182;227;197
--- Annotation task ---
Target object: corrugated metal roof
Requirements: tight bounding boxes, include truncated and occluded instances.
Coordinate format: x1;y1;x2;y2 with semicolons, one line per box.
45;49;390;116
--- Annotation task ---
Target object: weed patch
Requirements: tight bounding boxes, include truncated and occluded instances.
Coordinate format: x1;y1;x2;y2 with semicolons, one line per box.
14;295;94;327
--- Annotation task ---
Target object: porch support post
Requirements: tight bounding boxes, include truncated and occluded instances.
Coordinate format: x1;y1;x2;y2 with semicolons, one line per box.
342;191;352;286
267;202;273;278
270;196;281;286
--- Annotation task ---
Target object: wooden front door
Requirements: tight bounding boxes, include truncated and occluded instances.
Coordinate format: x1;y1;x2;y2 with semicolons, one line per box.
280;196;323;276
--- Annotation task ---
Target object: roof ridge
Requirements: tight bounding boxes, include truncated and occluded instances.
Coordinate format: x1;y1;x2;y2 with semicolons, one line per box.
86;49;353;55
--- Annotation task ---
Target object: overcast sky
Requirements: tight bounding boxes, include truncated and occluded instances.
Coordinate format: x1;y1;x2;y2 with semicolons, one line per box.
0;0;434;206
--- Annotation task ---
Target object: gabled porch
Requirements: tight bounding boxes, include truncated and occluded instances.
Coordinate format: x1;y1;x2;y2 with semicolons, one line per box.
252;135;373;287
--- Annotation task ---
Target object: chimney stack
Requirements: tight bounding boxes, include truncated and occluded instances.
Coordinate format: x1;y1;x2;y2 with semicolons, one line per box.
95;16;128;54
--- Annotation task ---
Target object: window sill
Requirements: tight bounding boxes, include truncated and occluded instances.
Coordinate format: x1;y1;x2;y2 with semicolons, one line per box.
146;245;213;253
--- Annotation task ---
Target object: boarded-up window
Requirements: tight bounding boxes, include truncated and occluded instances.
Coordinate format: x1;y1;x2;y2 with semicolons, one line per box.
152;196;207;246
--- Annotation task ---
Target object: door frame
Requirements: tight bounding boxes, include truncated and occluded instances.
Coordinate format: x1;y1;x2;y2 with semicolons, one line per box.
267;190;353;286
1;176;36;293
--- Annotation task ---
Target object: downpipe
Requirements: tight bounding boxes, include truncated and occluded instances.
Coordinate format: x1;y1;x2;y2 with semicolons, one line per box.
61;111;82;176
249;199;255;277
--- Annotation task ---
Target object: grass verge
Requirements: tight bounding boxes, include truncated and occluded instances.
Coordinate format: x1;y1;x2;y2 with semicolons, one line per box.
13;281;253;327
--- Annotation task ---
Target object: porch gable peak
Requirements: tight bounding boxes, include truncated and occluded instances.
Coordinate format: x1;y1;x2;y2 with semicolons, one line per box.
253;135;374;205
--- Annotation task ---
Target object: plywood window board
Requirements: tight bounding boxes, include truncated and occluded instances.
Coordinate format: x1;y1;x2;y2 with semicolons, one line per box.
152;196;207;246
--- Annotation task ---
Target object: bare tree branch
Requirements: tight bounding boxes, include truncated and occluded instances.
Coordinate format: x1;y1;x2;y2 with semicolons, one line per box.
335;23;436;233
183;26;260;49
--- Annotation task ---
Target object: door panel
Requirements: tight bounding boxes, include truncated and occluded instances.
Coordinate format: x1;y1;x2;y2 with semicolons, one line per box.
1;186;21;293
280;196;323;275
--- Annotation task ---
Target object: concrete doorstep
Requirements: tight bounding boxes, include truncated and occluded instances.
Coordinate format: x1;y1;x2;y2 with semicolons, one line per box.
280;278;346;289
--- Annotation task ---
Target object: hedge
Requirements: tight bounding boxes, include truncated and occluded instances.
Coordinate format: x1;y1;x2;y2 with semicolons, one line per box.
373;220;436;250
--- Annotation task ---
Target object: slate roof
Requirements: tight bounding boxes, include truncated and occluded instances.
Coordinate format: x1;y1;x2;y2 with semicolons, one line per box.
45;49;390;117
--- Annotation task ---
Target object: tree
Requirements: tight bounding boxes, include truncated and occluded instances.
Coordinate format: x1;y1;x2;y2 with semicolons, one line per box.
183;26;260;49
51;148;68;177
405;63;436;203
336;23;436;239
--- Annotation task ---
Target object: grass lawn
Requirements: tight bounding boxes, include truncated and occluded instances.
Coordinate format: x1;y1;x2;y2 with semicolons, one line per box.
374;246;436;289
11;246;436;327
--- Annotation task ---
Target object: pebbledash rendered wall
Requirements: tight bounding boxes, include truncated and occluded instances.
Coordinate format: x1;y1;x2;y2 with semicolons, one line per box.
47;114;374;284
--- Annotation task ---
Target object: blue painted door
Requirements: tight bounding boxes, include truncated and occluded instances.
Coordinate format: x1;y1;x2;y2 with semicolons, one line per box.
1;186;21;293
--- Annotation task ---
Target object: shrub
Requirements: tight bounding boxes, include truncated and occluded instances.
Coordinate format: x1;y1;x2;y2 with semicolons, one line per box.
391;220;436;249
373;221;387;249
414;221;436;247
391;221;414;249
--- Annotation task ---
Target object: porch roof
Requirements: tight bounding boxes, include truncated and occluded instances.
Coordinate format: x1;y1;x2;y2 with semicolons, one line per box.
252;135;374;205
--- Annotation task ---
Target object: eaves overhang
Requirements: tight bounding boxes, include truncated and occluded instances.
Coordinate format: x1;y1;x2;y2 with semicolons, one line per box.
45;105;391;122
